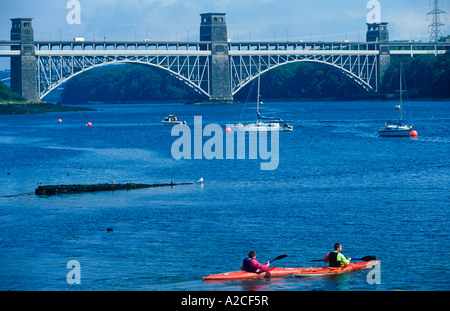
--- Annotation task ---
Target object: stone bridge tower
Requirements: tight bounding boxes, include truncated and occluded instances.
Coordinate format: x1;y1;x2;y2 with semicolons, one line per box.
366;22;391;81
10;18;38;101
200;13;233;102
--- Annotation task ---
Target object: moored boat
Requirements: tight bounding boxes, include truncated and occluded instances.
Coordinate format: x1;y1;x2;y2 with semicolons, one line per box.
378;61;414;137
161;115;186;125
237;63;293;132
378;122;412;137
235;121;293;132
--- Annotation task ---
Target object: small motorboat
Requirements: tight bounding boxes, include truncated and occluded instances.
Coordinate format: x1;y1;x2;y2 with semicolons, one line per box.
161;115;186;125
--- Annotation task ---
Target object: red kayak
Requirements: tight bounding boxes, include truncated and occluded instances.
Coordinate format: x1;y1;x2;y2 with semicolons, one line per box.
202;260;380;281
202;267;306;281
294;260;381;277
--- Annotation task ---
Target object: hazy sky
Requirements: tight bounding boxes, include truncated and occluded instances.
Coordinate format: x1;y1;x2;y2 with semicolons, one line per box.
0;0;449;69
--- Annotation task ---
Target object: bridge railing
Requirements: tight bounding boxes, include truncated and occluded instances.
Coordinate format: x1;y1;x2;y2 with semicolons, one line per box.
33;41;380;53
228;41;381;52
388;42;449;55
388;42;450;50
34;41;211;52
2;39;449;55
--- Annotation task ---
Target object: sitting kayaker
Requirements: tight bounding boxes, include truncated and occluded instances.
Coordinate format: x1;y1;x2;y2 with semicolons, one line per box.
241;251;273;273
323;243;351;268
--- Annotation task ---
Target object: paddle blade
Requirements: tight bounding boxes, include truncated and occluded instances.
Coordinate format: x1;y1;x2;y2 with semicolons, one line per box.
270;254;288;263
312;255;376;262
354;256;376;261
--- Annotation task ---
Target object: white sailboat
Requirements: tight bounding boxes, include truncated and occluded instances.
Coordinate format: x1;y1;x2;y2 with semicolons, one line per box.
378;61;413;137
236;64;293;132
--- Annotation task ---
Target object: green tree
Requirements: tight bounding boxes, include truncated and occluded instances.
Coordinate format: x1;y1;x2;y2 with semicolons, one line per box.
60;63;199;103
381;52;450;99
0;81;25;101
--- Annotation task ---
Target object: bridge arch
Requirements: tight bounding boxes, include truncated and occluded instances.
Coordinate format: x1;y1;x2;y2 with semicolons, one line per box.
37;55;210;100
230;53;378;97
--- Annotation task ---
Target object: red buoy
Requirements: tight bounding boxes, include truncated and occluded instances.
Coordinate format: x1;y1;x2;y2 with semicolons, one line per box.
58;119;62;123
86;122;92;127
410;130;418;137
225;127;232;133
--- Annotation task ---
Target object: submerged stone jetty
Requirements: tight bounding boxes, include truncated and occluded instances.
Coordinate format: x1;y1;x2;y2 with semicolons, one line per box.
35;182;192;195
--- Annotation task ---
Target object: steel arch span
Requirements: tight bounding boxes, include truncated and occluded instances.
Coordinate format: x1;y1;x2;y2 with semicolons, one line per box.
36;54;211;99
230;53;379;96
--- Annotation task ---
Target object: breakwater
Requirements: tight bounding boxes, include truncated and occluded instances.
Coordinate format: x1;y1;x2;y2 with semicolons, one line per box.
35;182;192;195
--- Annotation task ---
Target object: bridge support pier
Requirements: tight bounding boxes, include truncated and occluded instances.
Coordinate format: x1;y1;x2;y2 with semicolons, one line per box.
200;13;233;102
10;18;39;101
367;22;390;91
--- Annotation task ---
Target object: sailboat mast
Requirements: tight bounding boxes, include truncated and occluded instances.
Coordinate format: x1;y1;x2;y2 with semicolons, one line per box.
399;61;403;123
256;62;261;123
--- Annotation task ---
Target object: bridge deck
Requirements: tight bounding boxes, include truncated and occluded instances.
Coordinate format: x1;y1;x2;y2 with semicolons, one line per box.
34;50;211;56
1;39;448;55
0;50;20;56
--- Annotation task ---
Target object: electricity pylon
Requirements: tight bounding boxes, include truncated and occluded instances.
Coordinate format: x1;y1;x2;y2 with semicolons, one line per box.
427;0;446;43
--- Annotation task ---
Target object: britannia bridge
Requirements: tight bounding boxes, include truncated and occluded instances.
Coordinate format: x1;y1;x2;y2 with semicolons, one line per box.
1;13;449;101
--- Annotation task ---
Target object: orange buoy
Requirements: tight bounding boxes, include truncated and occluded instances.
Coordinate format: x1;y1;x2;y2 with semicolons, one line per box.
225;127;232;133
410;130;418;137
86;122;92;127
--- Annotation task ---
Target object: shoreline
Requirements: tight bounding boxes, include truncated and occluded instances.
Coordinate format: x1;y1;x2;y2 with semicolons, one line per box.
66;96;450;106
1;96;448;115
0;101;96;115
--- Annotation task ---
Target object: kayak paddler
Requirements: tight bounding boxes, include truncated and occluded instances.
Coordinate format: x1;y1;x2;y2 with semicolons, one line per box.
241;251;274;273
323;243;351;267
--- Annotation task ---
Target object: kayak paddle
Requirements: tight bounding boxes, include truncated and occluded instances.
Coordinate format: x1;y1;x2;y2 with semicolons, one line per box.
352;255;376;261
312;255;376;262
269;254;288;264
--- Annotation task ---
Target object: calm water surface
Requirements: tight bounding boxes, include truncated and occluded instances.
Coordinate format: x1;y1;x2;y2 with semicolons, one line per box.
0;100;448;291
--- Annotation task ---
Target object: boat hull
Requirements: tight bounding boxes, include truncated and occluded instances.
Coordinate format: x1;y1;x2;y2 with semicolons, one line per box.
202;261;380;280
161;121;186;125
378;129;412;137
202;268;305;280
235;123;293;132
293;260;380;277
378;123;412;137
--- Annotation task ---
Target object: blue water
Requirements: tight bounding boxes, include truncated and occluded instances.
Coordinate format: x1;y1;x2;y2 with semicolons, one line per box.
0;101;448;291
